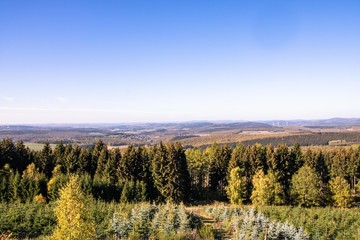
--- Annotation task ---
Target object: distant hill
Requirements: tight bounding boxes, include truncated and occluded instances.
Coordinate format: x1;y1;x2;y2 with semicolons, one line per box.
262;118;360;127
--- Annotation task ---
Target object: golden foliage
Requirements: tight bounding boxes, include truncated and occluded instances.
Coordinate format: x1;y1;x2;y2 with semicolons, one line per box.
51;175;96;240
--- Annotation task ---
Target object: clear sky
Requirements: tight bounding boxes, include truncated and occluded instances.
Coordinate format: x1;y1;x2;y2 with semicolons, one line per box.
0;0;359;124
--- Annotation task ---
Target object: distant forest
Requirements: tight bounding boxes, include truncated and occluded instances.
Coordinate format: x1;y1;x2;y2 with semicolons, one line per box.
239;132;360;147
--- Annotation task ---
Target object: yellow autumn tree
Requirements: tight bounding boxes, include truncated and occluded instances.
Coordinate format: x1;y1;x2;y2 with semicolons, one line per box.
226;167;247;205
251;170;268;206
251;170;285;206
291;165;322;207
329;176;353;208
51;175;96;240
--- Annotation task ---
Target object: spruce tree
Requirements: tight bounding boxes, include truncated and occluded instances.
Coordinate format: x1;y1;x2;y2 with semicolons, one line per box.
15;140;30;173
151;142;190;203
64;145;81;174
208;143;231;198
330;148;349;179
53;142;65;166
0;139;16;170
39;142;54;178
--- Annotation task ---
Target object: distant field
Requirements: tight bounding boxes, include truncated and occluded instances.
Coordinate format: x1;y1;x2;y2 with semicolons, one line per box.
24;143;57;151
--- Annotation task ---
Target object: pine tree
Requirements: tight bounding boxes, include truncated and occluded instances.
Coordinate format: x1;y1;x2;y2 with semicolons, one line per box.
51;175;96;239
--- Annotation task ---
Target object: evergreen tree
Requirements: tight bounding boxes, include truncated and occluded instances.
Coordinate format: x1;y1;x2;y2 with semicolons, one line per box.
290;143;303;173
9;171;21;202
103;148;121;184
78;148;92;174
227;144;253;203
247;143;267;175
94;148;109;180
21;163;47;202
92;140;105;160
119;145;138;181
15;140;30;173
0;164;11;201
207;144;231;199
0;138;16;170
64;145;81;174
330;148;349;179
268;145;292;202
348;147;360;194
151;142;190;203
228;144;247;173
53;142;65;167
38;142;54;178
47;165;68;201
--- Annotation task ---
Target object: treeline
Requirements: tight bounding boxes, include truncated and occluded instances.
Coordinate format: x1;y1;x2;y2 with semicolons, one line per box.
0;138;360;207
240;132;360;146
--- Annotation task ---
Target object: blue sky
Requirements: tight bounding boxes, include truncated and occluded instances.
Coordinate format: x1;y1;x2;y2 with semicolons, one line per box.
0;0;359;124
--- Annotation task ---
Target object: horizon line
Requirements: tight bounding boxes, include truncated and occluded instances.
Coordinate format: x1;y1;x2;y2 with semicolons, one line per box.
1;117;360;126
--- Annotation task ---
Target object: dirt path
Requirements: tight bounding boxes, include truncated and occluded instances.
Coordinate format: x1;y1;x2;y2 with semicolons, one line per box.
186;207;232;240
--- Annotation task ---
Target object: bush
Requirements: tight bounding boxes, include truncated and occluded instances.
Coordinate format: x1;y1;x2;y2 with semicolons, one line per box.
0;202;55;238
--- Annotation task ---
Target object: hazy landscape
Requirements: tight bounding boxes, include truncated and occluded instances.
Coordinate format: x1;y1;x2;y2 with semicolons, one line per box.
2;118;360;149
1;0;360;239
1;118;360;239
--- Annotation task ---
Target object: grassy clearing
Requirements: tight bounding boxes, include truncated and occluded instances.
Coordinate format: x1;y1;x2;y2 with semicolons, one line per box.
24;143;56;151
